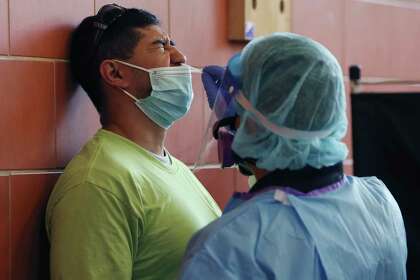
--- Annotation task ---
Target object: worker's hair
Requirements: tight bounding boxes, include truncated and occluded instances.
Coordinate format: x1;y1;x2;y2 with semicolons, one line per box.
69;7;159;114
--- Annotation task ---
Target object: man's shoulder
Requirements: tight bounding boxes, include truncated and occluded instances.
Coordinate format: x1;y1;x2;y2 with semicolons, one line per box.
168;155;190;170
50;136;150;211
63;129;156;185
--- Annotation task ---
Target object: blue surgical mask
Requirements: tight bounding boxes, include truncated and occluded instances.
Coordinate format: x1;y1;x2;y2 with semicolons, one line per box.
113;59;197;129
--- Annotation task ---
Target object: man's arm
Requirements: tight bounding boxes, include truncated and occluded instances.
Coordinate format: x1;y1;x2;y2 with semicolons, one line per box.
48;182;141;280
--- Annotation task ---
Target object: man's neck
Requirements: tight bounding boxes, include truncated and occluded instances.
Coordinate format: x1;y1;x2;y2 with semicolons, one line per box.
101;86;168;155
103;114;166;155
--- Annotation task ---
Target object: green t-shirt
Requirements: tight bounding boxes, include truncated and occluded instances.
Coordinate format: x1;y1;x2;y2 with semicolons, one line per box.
46;129;221;280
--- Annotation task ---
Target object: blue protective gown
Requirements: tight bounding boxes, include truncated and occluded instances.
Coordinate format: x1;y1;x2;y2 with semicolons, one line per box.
179;176;407;279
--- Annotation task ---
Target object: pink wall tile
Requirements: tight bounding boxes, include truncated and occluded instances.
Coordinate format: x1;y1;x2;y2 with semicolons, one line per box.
345;1;394;77
234;169;251;192
10;173;59;280
0;0;9;54
193;138;220;167
9;0;93;58
95;0;169;31
345;81;353;160
354;84;420;93
388;6;420;80
292;0;345;65
345;0;420;79
170;0;244;66
0;61;56;169
0;176;10;280
202;94;221;166
55;62;100;167
195;168;235;209
344;162;353;175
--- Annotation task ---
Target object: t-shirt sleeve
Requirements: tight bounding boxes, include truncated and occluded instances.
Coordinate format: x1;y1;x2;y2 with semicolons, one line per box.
48;182;141;280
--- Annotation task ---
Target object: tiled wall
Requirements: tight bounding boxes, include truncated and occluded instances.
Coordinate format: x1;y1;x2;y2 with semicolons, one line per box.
1;0;420;279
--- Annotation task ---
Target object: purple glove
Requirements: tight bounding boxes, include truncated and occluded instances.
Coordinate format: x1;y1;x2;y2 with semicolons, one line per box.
201;65;225;108
201;65;237;118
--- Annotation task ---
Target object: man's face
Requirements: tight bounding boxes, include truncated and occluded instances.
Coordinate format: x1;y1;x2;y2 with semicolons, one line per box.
125;25;186;98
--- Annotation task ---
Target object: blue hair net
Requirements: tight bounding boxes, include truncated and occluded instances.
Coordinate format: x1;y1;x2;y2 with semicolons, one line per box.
231;33;348;171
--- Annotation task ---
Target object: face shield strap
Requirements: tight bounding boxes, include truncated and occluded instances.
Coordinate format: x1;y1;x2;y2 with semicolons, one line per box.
234;92;333;140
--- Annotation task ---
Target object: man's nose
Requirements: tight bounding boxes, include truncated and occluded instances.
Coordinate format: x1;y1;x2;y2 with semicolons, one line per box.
170;46;187;66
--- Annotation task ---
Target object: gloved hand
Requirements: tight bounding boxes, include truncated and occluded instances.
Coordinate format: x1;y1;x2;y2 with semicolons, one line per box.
201;65;225;108
201;65;237;118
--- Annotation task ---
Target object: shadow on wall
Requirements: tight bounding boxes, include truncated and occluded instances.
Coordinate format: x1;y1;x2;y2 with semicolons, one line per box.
54;26;101;168
11;174;59;280
8;25;96;280
14;198;51;280
55;62;100;168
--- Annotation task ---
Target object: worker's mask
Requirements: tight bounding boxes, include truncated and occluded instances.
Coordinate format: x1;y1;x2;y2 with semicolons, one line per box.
248;175;257;188
113;59;199;129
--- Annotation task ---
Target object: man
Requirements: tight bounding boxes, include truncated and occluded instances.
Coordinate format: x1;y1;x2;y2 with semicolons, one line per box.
46;4;221;280
180;33;407;279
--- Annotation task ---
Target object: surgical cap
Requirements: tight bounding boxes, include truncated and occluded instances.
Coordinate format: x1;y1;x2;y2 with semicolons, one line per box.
231;32;348;171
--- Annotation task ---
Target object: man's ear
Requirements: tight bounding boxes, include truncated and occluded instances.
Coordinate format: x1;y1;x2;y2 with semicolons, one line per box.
99;59;131;88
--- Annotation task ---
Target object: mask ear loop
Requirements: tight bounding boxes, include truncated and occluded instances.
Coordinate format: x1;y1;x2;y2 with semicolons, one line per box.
181;64;202;73
113;59;202;74
112;59;202;83
120;88;140;102
234;91;333;140
112;59;151;72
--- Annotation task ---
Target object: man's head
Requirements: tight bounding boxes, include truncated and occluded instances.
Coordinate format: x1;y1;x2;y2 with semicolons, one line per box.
69;4;186;124
229;33;348;171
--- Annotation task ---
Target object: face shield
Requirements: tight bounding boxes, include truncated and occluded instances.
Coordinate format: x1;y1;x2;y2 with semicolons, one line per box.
193;51;335;173
193;53;241;172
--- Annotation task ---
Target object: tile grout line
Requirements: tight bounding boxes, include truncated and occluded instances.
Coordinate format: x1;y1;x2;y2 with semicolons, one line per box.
290;0;294;32
9;170;63;175
343;0;347;73
7;0;10;56
1;161;354;175
0;55;67;62
167;0;171;35
187;163;222;170
53;62;58;167
0;170;63;175
357;0;420;10
0;55;405;82
8;175;11;280
0;171;11;176
188;160;354;170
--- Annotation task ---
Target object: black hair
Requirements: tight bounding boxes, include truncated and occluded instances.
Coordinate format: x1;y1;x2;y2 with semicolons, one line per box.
69;7;160;114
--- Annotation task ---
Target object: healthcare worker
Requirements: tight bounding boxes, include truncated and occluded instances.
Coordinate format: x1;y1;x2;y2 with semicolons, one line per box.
179;33;407;279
